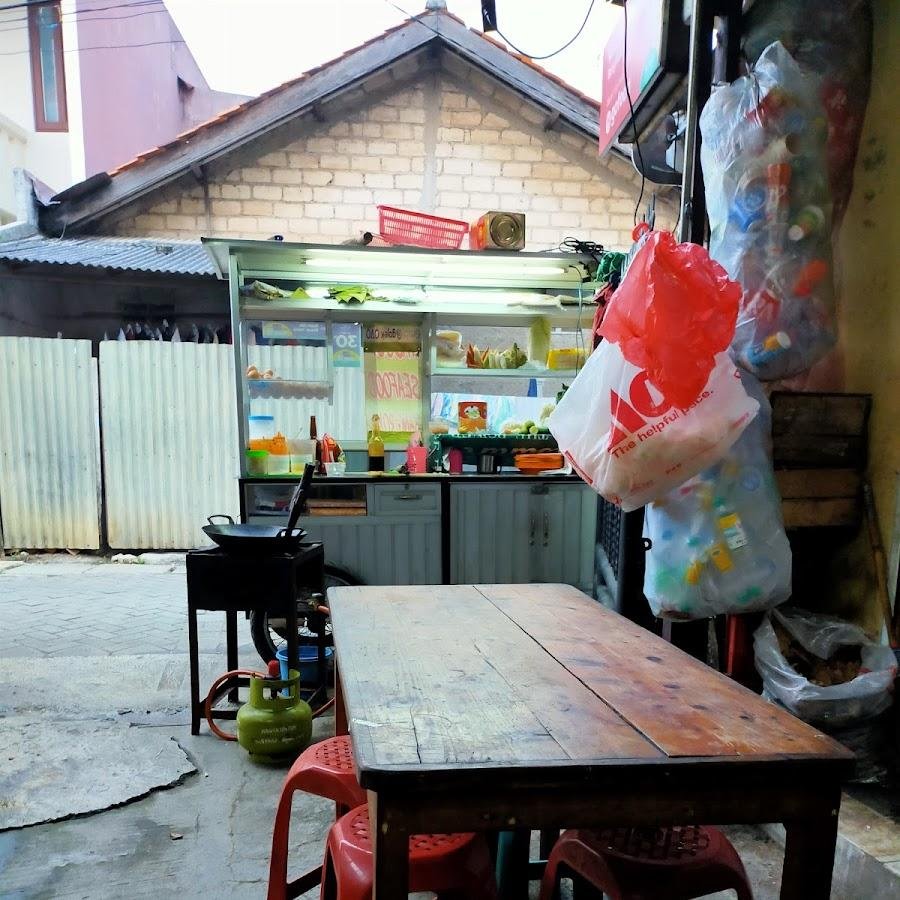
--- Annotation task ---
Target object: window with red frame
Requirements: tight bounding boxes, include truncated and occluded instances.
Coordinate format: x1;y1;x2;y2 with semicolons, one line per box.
29;1;68;131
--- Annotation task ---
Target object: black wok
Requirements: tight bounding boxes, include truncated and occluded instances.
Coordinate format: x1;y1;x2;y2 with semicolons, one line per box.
203;463;314;555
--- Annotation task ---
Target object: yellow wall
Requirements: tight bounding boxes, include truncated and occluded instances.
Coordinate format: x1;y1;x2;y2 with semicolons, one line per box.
838;0;899;600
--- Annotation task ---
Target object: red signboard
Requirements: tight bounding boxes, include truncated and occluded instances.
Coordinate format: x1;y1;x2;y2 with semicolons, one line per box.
598;0;666;156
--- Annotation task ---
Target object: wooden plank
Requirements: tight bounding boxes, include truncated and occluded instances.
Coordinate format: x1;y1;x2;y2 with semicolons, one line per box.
775;469;861;499
771;392;871;436
782;498;860;528
773;434;867;469
327;584;661;773
478;584;849;760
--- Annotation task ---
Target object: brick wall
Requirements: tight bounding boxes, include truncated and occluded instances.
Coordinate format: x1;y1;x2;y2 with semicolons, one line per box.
110;68;676;251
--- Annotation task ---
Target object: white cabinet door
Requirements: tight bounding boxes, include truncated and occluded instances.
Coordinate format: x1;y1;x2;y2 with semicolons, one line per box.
530;485;597;592
450;484;533;584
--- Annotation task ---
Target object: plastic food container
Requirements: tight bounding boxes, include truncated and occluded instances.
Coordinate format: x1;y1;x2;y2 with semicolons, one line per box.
288;438;317;474
249;415;276;441
267;453;290;476
324;461;346;476
246;449;269;476
547;348;587;370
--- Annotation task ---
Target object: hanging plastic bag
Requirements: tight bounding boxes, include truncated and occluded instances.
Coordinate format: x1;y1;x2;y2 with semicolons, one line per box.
598;231;744;409
643;374;791;619
701;42;838;381
742;0;872;229
754;607;897;726
550;233;758;511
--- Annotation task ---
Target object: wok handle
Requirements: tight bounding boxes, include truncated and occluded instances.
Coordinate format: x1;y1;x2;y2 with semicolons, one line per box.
207;514;235;525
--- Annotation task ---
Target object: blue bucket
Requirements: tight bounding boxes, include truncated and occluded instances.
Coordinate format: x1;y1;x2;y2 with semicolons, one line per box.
276;644;334;684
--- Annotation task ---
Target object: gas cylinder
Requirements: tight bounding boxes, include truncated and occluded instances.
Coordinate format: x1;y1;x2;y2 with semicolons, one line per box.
236;669;312;762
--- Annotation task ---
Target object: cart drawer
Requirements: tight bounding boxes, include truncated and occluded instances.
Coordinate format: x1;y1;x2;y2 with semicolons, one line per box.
370;483;441;516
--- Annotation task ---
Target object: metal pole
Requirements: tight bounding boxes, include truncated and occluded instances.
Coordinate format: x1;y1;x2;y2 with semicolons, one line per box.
678;0;710;244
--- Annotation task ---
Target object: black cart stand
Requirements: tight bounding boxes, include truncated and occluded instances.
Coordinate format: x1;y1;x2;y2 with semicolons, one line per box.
185;543;325;735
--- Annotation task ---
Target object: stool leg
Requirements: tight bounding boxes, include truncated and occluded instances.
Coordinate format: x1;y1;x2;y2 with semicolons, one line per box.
267;779;298;900
538;854;562;900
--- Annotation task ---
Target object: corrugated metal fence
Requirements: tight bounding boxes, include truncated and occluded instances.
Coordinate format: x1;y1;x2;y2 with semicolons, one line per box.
0;339;367;549
99;342;240;549
0;338;101;549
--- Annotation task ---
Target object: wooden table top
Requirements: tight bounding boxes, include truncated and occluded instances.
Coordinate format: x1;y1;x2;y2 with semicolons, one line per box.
328;583;852;790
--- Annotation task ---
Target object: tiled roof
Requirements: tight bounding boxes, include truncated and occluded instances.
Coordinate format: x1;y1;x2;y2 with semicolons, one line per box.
105;15;423;178
104;10;598;180
0;236;214;276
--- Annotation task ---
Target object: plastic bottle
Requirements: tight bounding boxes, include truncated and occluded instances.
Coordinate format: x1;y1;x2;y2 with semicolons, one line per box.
367;415;385;472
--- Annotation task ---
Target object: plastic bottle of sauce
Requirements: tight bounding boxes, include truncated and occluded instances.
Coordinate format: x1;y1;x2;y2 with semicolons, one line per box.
367;415;385;472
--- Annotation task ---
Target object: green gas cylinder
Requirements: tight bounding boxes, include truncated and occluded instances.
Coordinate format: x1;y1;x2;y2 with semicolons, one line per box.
236;669;312;763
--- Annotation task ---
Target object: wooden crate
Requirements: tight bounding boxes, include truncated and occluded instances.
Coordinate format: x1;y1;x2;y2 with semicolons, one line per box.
771;391;871;469
776;469;862;529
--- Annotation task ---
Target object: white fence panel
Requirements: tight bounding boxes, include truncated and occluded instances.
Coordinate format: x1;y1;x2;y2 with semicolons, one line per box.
100;342;239;549
0;337;101;548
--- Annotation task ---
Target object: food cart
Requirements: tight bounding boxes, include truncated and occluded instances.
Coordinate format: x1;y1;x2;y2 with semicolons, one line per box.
204;239;600;602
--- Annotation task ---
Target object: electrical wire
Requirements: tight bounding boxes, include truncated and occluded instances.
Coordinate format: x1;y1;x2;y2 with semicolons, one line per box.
0;1;168;34
622;0;646;227
493;0;597;61
0;0;163;23
0;35;186;55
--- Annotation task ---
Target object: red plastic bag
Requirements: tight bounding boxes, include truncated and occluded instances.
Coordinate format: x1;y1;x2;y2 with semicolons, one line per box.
599;232;742;408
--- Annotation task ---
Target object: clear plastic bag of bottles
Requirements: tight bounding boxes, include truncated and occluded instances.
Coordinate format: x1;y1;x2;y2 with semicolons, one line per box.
700;42;837;381
642;374;792;619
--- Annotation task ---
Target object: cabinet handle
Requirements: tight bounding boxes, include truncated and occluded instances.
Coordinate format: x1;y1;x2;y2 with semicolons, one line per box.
395;493;423;501
543;512;550;548
529;515;536;546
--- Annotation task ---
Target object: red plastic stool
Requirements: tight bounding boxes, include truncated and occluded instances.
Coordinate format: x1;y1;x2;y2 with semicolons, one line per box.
539;825;753;900
321;804;499;900
268;736;367;900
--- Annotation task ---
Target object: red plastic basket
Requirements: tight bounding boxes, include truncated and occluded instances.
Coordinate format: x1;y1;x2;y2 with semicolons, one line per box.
377;205;468;250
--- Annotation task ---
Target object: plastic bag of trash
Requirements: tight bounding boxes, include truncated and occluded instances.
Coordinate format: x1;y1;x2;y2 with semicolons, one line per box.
701;42;838;380
550;232;758;511
755;606;897;726
643;374;791;619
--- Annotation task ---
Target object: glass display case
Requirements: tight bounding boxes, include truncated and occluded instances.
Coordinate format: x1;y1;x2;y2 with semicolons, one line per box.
203;239;595;477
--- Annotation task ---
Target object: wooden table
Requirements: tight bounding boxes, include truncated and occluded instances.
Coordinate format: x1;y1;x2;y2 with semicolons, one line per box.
328;583;853;900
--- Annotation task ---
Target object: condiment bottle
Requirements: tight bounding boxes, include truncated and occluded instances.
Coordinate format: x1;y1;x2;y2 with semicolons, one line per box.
309;415;323;474
367;415;385;472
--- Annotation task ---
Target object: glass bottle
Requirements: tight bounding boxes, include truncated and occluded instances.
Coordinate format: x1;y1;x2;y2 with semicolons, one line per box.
367;415;385;472
309;415;323;474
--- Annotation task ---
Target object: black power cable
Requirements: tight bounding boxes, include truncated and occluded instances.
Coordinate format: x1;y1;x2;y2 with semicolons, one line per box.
622;0;646;227
493;0;597;61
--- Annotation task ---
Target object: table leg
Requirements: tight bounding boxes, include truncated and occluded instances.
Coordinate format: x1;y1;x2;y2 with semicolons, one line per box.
498;829;531;900
286;601;299;677
780;793;841;899
369;790;408;900
226;610;239;703
335;662;348;736
188;602;200;735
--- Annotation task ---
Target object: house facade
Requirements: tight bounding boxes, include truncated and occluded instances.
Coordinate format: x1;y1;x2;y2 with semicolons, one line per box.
0;0;244;222
37;10;676;251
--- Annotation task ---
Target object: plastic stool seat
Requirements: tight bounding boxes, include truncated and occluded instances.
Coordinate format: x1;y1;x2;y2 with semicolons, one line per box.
268;736;368;900
321;804;498;900
540;825;753;900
